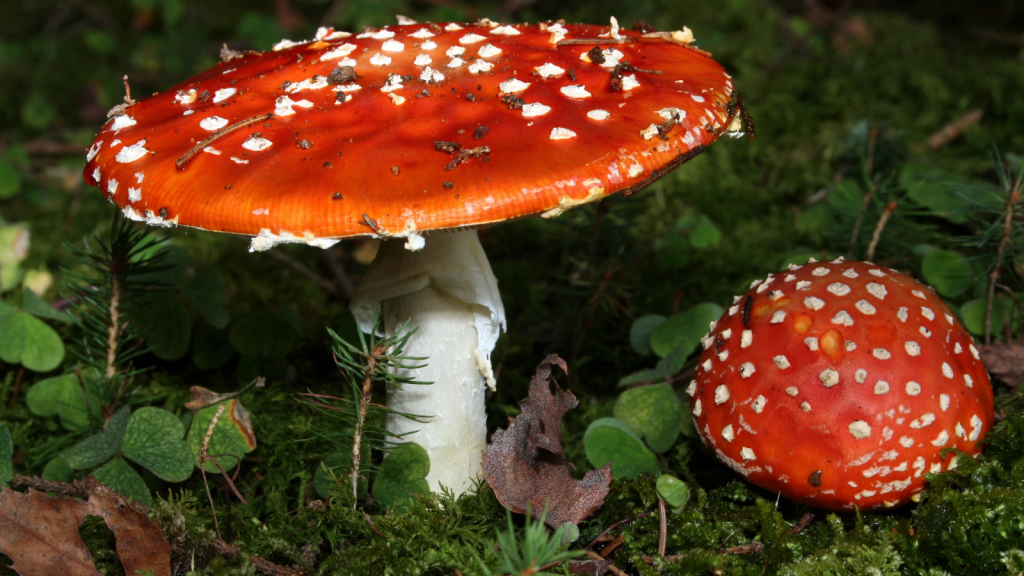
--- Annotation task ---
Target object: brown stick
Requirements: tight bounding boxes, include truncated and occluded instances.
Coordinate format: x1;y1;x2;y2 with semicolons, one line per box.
849;186;875;250
176;114;274;168
213;539;303;575
789;513;815;534
598;535;625;558
105;273;121;381
584;551;629;576
584;511;654;551
986;180;1022;344
927;109;984;150
866;201;897;261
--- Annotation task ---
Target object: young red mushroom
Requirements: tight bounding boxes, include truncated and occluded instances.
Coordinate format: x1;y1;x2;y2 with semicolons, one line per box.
83;17;745;494
688;258;993;510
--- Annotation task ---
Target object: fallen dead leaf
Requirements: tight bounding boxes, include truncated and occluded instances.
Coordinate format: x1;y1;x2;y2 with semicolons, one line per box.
0;477;170;576
979;341;1024;387
482;355;611;528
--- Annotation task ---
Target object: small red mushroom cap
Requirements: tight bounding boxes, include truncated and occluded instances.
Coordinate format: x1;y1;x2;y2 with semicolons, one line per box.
688;258;994;510
82;20;740;244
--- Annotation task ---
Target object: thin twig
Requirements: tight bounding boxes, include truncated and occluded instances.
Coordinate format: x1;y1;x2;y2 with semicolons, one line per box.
866;201;897;261
986;179;1022;344
364;513;386;539
557;37;635;45
350;345;381;506
928;109;984;150
584;511;654;551
849;185;875;251
658;499;667;557
789;512;815;534
213;539;304;575
599;535;625;558
176;114;273;168
200;404;228;540
584;551;628;576
105;273;121;381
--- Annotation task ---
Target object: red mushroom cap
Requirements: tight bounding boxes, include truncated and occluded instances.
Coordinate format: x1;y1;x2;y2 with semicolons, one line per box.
82;20;740;243
688;258;994;510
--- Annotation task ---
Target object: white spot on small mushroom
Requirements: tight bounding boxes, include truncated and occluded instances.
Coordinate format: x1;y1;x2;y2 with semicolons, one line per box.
422;40;438;50
534;63;566;78
322;43;357;61
910;413;936;429
242;135;273;151
490;25;520;35
931;430;950;447
721;425;735;442
621;74;640;90
202;146;220;155
211;88;236;103
686;380;697;396
770;310;786;324
741;330;752;348
969;415;983;441
866;283;887;300
905;341;921;356
587;109;610;120
459;33;487;44
964;374;974;388
955;422;966;439
969;344;980;360
739;362;756;378
333;83;362;93
134;172;143;183
855;369;868;383
419;67;444;83
805;337;819;351
945;313;955;325
717;350;729;361
445;46;466;57
499;78;531;93
229;157;248;164
388;93;406;105
370;53;392;66
920;307;935;321
845;341;857;351
897;307;908;322
941;362;954;378
899;436;914;448
107;178;118;194
414;54;432;66
702;359;713;372
827;282;851;296
919;326;932;338
115;139;149;163
478;44;502;58
849;421;872;439
804;296;825;311
795;280;811;290
819;369;839;387
954;342;963;354
869;269;887;277
740;447;756;461
446;57;465;68
752;395;767;413
199;116;229;130
560;85;592;99
409;28;435;38
773;355;790;369
110;115;136;131
521;103;551;117
939;394;950;411
693;398;702;417
784;274;796;282
905;381;921;396
801;402;812;412
380;74;404;92
468;59;494;73
768;290;784;301
87;141;103;161
714;385;730;405
855;300;876;315
722;329;733;340
874;381;890;395
812;267;830;276
627;161;643;177
369;30;395;40
381;39;404;52
831;310;854;326
274;96;314;116
127;186;141;202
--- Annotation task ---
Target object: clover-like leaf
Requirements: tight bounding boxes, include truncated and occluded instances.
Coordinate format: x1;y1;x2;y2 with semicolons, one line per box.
583;418;659;480
63;404;130;470
373;442;430;513
133;291;191;361
22;290;71;323
185;399;256;473
961;296;1013;336
122;407;194;483
656;474;690;509
93;457;152;505
25;374;91;431
613;383;682;453
41;456;73;483
629;315;666;357
922;249;973;298
649;303;724;359
182;268;230;329
0;311;65;372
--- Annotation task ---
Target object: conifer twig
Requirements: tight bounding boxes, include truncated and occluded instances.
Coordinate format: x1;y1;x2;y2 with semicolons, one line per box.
105;274;121;381
200;404;228;540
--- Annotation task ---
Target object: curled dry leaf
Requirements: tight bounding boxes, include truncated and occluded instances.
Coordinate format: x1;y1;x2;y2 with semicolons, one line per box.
0;478;170;576
482;355;611;528
978;341;1024;388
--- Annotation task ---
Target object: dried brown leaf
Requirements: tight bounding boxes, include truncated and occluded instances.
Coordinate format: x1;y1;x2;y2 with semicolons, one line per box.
184;385;236;410
482;355;611;528
979;341;1024;388
0;481;171;576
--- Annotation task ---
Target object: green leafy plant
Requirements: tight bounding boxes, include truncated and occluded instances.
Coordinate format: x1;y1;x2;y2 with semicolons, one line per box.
303;312;430;507
478;508;584;576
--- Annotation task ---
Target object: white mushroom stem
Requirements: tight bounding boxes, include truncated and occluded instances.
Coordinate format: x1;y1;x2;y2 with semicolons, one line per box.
349;229;505;495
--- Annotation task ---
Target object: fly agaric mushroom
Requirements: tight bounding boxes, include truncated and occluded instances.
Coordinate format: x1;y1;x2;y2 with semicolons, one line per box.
83;17;746;494
688;258;993;510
